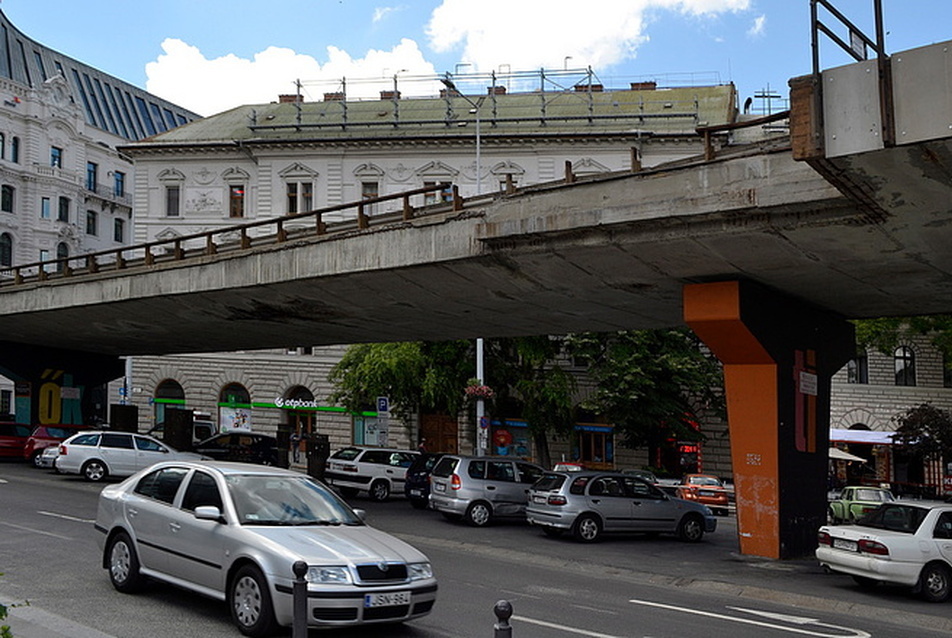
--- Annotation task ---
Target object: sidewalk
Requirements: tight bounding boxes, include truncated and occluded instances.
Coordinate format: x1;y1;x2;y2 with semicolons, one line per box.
3;598;116;638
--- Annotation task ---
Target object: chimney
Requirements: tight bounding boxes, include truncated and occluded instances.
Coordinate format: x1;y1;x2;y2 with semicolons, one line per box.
574;84;604;92
629;81;658;91
323;92;345;101
487;86;506;95
278;94;303;103
380;90;401;100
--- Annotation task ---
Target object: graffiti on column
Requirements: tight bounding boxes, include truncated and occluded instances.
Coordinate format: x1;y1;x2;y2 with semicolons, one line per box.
36;369;84;425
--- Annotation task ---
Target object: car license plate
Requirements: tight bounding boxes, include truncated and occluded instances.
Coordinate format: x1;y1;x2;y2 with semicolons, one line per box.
533;494;546;504
364;591;410;608
434;483;446;492
409;489;422;497
832;538;858;552
699;490;715;497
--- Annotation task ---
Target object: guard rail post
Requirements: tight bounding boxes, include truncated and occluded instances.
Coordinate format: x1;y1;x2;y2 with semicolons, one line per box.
292;560;308;638
493;599;513;638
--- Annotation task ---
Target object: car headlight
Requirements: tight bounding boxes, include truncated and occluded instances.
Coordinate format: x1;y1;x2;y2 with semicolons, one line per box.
408;562;433;581
306;566;352;584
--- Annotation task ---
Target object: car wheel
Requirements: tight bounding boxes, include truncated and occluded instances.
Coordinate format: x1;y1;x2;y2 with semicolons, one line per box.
852;575;879;589
82;459;108;482
573;514;601;542
230;565;277;638
541;526;563;538
918;563;952;603
30;451;43;468
677;514;705;542
107;532;145;593
369;480;391;502
465;501;492;527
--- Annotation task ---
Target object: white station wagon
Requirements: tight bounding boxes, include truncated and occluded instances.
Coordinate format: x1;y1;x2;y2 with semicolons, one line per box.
56;430;202;481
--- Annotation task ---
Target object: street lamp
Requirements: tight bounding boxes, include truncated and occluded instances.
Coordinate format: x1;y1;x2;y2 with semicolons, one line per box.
440;75;486;454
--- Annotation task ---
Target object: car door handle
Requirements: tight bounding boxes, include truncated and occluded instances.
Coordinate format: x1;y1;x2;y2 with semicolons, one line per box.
591;499;600;504
169;522;181;533
486;485;496;491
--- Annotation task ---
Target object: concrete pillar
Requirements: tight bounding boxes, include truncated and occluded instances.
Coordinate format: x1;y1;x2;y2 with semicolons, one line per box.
0;341;124;427
683;281;854;559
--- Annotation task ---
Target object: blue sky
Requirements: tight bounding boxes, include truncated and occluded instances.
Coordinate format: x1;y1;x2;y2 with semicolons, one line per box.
5;1;952;116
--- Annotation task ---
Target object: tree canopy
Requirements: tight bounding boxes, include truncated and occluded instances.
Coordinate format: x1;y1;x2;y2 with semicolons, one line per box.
892;403;952;463
854;315;952;363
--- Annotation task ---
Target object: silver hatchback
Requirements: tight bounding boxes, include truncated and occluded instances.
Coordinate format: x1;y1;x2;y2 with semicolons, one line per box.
526;470;717;542
428;455;544;526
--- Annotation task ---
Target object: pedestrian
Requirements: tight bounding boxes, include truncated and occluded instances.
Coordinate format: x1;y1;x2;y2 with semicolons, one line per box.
290;431;302;463
417;438;427;453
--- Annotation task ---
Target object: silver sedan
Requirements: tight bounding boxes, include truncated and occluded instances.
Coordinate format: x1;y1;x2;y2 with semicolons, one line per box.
95;461;437;636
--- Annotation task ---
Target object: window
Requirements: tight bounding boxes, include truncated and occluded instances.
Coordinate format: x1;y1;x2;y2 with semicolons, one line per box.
101;432;134;449
0;133;5;160
114;171;125;197
361;181;378;215
134;436;167;452
286;181;313;214
86;162;98;191
50;146;63;168
134;467;188;505
0;185;13;212
181;471;223;511
58;197;69;222
895;346;916;386
229;185;245;218
424;181;453;205
40;197;50;219
86;210;98;235
578;429;614;465
55;243;68;272
114;218;125;242
165;185;180;217
0;232;11;266
847;352;868;384
10;137;19;163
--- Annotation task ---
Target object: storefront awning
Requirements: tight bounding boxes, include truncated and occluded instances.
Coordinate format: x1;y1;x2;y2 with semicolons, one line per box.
829;428;895;445
829;447;866;462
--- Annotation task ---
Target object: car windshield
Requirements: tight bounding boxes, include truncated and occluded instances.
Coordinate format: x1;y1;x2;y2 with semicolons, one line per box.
226;474;363;526
854;488;895;502
857;503;929;533
689;476;722;486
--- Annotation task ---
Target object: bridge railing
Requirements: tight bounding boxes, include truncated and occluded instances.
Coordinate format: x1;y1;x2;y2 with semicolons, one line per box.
0;182;483;288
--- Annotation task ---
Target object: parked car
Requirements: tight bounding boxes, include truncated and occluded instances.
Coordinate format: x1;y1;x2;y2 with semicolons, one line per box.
23;424;94;467
37;444;61;470
428;455;545;526
56;431;203;481
325;446;419;501
95;460;437;636
404;453;445;509
677;473;730;515
192;432;280;466
526;470;717;543
828;485;896;524
147;417;217;447
0;422;32;459
817;501;952;602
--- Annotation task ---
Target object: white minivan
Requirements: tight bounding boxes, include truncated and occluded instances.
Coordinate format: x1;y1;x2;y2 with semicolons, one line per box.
56;431;202;481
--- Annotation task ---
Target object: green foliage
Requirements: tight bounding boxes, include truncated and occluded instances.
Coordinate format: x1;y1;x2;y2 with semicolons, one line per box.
566;329;724;450
892;403;952;462
854;315;952;364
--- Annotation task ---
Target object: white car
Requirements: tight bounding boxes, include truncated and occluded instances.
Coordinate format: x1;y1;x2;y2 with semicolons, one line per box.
816;500;952;602
56;430;203;481
95;461;436;636
324;446;419;501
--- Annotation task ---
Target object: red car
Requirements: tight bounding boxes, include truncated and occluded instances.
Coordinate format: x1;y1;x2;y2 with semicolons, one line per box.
23;424;93;467
0;422;32;459
678;473;730;515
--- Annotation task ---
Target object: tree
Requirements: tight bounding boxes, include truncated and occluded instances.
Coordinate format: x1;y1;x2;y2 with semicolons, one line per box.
566;329;725;470
854;315;952;363
892;403;952;464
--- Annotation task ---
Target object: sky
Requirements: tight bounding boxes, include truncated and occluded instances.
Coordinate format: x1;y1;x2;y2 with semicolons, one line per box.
5;1;952;117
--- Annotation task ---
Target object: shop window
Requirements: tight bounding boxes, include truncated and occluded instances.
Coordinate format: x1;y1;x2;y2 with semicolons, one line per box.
154;379;185;429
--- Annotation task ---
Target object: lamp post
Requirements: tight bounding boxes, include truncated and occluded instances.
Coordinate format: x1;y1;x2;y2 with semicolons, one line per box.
441;75;486;453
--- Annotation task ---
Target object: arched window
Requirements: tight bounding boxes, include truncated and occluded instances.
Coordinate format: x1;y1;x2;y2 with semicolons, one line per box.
0;232;11;266
219;383;251;431
219;382;250;407
847;350;868;384
894;346;916;386
154;379;185;428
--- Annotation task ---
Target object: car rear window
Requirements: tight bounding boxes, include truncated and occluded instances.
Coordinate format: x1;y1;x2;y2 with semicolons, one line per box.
331;448;362;461
532;473;566;491
859;503;929;533
431;456;459;478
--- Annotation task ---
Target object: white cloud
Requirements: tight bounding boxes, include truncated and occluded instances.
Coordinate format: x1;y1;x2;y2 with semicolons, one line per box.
146;38;437;116
373;6;398;23
747;14;766;37
426;0;749;73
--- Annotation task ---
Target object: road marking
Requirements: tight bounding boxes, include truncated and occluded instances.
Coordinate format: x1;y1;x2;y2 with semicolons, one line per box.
629;599;870;638
0;520;72;540
514;615;624;638
38;510;95;524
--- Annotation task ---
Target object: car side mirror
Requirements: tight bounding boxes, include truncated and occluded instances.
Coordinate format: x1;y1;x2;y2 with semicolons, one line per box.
353;508;367;522
194;505;224;522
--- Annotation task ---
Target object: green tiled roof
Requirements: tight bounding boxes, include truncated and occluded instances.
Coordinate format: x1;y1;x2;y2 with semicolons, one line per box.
128;84;736;148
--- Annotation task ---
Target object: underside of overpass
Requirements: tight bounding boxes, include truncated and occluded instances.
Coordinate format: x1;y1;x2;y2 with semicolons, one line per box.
3;38;952;559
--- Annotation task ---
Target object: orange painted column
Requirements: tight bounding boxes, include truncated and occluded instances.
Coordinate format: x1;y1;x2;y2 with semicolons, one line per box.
683;281;854;559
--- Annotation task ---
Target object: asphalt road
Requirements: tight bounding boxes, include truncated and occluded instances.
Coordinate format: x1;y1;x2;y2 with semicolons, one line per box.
1;460;951;638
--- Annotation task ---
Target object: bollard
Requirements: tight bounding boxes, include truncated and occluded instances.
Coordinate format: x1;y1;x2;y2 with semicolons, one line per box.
493;599;513;638
292;560;308;638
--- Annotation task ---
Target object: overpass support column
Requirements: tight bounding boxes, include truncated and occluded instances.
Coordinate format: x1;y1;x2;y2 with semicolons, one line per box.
683;281;854;559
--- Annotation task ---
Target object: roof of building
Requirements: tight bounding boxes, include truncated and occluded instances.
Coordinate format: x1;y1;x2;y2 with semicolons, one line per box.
0;10;199;140
124;83;737;150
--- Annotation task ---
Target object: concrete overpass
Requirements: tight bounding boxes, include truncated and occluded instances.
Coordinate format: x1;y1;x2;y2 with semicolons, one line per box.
3;37;952;561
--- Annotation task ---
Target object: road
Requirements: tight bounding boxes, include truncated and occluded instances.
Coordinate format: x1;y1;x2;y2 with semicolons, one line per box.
1;460;950;637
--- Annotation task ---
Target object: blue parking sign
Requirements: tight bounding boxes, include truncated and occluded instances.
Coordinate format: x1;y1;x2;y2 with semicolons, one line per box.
376;396;390;414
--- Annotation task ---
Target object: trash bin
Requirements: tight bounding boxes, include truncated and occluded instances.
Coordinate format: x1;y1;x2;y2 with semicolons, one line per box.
306;433;330;481
275;425;291;469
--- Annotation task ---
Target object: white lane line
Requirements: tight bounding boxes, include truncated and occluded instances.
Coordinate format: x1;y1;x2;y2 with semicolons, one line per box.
0;520;72;540
38;510;95;524
629;599;870;638
513;615;625;638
